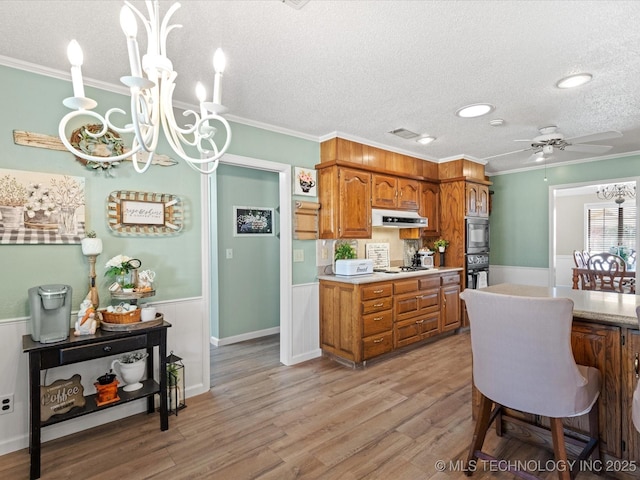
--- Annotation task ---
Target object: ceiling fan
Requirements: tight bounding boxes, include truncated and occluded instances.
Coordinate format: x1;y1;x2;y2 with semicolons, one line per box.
484;126;623;163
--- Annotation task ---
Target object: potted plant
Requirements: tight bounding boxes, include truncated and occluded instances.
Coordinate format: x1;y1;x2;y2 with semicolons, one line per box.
434;238;449;252
335;242;356;260
111;351;148;392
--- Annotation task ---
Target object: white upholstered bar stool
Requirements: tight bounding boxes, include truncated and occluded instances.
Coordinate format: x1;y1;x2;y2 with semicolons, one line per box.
633;306;640;433
460;289;601;480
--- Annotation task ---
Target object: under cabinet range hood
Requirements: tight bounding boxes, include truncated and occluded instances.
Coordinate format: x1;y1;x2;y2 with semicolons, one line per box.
371;209;428;228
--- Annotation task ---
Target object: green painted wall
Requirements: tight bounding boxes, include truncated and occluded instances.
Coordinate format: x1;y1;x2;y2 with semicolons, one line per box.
0;65;320;322
489;155;640;267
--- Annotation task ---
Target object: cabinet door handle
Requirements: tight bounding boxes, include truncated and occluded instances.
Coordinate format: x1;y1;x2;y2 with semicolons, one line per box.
373;338;384;344
373;303;384;307
635;353;639;378
103;346;112;353
415;295;423;299
415;319;424;324
373;289;384;294
373;316;383;321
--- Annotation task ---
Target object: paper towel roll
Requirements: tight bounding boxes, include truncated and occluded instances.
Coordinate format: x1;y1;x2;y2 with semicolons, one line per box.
477;271;488;289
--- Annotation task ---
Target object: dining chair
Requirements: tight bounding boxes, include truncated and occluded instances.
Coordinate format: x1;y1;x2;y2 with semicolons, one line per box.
460;289;601;480
587;252;628;292
573;250;592;290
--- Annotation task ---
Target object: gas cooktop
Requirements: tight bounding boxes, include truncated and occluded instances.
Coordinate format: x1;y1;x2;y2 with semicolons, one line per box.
374;266;435;274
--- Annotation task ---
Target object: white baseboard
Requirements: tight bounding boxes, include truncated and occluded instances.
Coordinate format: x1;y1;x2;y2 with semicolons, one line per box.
210;326;280;346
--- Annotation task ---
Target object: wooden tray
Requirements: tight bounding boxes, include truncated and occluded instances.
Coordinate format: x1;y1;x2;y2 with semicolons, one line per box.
100;313;163;332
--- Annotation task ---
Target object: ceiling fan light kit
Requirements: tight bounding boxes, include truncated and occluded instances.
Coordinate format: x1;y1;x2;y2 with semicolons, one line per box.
556;73;593;89
455;103;494;118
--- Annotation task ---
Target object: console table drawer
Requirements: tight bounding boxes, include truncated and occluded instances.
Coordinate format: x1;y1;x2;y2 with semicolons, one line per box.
59;335;147;365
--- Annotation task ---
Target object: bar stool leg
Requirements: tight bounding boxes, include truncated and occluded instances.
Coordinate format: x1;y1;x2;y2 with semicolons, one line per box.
549;417;571;480
466;392;492;476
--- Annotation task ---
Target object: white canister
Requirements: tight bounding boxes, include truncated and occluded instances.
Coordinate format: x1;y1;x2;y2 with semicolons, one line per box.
141;306;157;321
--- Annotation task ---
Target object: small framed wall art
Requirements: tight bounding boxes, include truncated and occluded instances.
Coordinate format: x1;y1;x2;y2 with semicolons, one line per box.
233;206;274;236
107;190;183;235
293;167;317;197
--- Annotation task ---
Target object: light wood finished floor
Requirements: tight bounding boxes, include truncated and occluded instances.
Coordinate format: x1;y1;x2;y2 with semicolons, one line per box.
0;332;615;479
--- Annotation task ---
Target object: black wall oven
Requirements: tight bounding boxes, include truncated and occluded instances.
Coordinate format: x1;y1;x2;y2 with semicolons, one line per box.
465;218;490;254
466;253;489;289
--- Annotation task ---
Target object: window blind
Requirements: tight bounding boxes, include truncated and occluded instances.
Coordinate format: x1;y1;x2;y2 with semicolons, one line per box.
587;205;636;252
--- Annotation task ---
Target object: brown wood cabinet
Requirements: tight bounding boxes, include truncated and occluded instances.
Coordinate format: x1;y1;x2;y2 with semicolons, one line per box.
318;166;371;239
465;182;489;217
394;276;441;348
319;270;462;365
624;329;640;462
440;273;461;332
372;174;419;210
419;182;439;236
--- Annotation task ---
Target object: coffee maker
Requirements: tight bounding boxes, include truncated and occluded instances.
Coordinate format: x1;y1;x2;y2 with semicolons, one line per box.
28;284;72;343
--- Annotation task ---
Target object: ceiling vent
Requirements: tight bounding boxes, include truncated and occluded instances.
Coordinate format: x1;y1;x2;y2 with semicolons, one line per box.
389;128;419;139
282;0;311;9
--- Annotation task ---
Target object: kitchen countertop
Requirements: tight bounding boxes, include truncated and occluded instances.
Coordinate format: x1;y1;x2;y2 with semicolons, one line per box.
478;283;640;328
318;267;463;285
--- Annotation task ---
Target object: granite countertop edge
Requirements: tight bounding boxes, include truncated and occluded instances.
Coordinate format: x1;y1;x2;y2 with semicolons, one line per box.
317;267;463;285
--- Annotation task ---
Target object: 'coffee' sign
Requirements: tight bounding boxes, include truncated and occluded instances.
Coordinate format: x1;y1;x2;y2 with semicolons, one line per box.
40;374;85;422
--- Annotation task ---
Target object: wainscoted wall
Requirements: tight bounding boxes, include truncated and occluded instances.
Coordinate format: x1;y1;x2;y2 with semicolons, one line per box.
488;264;551;287
0;298;209;456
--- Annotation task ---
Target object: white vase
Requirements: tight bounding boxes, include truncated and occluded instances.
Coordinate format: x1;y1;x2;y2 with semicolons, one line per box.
111;357;146;392
81;237;103;255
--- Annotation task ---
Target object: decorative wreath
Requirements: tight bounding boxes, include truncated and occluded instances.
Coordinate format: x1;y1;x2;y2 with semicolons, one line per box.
69;124;126;174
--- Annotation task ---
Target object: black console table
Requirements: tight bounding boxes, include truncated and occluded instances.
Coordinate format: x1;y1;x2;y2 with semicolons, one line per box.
22;321;171;479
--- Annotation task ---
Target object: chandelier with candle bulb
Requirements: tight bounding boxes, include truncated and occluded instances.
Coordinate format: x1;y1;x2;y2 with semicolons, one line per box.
58;1;231;175
596;183;636;205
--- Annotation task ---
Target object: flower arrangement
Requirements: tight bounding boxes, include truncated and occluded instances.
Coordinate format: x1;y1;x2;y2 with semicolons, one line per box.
105;254;136;277
24;183;58;219
0;175;28;206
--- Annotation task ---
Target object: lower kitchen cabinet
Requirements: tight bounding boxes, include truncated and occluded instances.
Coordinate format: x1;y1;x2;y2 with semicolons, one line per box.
440;273;461;332
319;269;463;365
625;329;640;462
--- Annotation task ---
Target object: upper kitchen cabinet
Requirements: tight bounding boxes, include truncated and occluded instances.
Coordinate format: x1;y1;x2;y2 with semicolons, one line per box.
419;182;439;236
318;165;371;239
372;174;420;211
465;182;489;217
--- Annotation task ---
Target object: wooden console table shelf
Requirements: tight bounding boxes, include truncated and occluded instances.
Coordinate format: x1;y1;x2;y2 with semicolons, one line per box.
22;321;171;480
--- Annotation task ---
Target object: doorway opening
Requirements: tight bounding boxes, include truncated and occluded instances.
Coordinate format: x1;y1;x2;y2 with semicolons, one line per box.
548;177;639;288
203;154;293;372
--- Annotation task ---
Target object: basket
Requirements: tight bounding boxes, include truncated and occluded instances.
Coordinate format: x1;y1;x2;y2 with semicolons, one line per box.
99;308;141;324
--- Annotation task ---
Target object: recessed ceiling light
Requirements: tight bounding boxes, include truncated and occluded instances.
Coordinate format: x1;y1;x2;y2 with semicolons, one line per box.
416;135;436;145
556;73;592;89
455;103;495;118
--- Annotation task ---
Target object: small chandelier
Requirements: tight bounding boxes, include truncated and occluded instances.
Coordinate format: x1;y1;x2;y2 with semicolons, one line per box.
58;1;231;175
596;183;636;204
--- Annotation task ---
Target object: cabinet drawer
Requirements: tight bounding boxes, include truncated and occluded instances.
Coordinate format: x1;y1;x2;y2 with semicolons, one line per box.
361;283;393;300
362;296;393;314
395;290;440;321
362;310;393;337
362;331;393;359
441;273;460;285
59;335;147;365
394;279;419;295
419;276;441;290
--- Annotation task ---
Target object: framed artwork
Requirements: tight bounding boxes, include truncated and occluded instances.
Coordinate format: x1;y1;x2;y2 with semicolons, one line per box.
293;167;317;196
234;206;274;236
0;168;85;245
107;190;183;235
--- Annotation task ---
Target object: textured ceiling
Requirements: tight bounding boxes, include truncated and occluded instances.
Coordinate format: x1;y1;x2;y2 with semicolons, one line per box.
1;0;639;174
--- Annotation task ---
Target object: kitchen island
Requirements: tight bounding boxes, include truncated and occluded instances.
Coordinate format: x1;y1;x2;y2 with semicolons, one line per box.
469;283;640;470
318;267;463;366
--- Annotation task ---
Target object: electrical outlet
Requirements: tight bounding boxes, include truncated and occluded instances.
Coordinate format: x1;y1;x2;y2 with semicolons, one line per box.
226;248;233;259
293;249;304;262
0;394;14;415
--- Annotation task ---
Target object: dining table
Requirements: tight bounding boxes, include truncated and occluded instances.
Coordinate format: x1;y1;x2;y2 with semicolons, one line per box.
571;266;636;292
